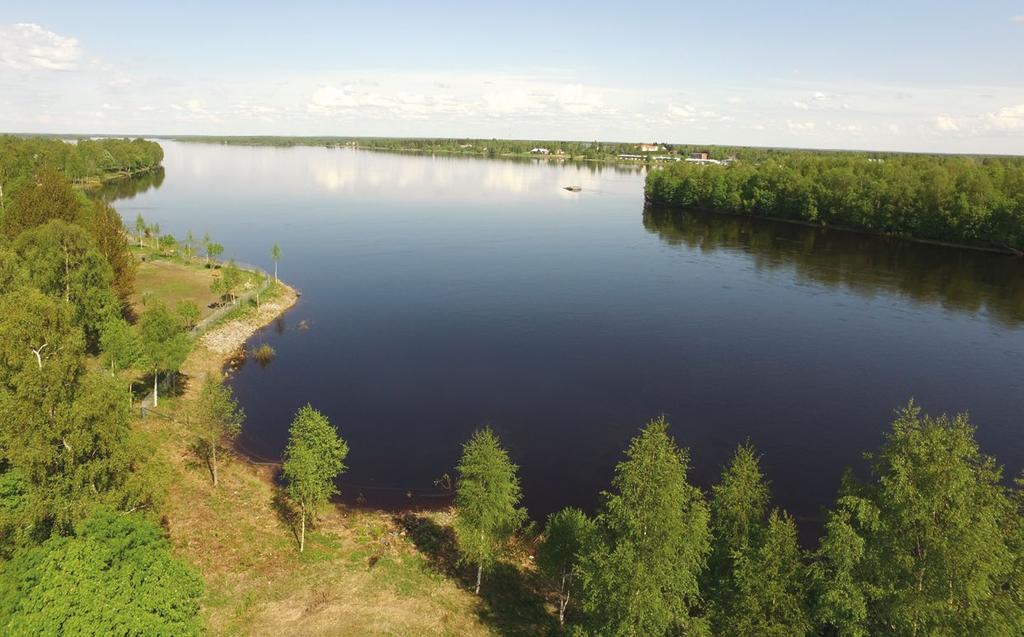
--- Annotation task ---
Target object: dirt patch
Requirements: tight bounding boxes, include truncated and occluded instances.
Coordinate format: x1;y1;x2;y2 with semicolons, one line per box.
200;288;299;355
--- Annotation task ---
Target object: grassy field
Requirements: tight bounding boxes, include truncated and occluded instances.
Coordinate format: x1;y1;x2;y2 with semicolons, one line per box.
130;253;555;635
130;249;265;321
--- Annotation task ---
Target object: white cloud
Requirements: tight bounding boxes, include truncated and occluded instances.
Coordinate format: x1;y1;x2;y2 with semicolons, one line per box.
829;122;863;134
554;83;608;115
813;91;828;101
933;115;960;131
1011;15;1024;23
0;23;81;71
792;100;809;110
786;120;816;132
984;104;1024;130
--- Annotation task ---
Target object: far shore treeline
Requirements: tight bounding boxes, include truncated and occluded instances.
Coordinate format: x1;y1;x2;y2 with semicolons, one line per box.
0;136;1021;635
645;151;1024;253
0;135;163;187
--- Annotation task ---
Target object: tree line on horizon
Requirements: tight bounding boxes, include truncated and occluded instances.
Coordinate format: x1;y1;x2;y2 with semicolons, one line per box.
645;152;1024;253
0;136;163;188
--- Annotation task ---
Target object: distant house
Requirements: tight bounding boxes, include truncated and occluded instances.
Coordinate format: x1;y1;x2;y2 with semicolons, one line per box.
684;151;725;166
530;147;550;155
618;154;645;161
639;143;663;152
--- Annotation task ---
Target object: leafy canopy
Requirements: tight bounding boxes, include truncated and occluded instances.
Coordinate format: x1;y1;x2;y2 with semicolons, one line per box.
577;416;711;637
453;427;527;577
811;402;1022;636
0;508;203;636
282;405;348;515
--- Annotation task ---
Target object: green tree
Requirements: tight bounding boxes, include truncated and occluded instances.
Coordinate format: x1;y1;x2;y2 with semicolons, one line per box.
281;405;348;552
184;230;195;261
134;213;147;247
271;243;281;282
1;165;83;239
138;302;189;408
706;442;772;633
729;510;811;636
0;292;141;534
99;317;142;374
810;402;1023;636
78;200;136;306
158;234;177;255
0;508;203;635
576;417;711;636
0;466;30;557
453;427;527;595
0;289;85;471
175;300;201;330
211;259;243;305
13;220;118;347
537;507;594;626
192;374;244;487
205;240;223;267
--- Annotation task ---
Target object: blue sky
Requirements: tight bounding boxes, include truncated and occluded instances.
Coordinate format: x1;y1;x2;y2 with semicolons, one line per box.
1;1;1022;153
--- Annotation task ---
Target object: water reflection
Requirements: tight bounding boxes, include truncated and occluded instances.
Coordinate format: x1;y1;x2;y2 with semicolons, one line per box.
91;166;165;202
109;141;1024;535
643;205;1024;326
161;142;641;202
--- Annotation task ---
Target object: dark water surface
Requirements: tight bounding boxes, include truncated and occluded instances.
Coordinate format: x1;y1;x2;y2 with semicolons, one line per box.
113;141;1024;533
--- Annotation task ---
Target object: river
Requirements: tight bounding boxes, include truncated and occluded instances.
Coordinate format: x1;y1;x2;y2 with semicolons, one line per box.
111;140;1024;536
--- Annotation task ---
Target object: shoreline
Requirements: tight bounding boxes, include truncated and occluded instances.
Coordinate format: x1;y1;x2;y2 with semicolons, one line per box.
646;200;1024;257
177;279;299;404
200;283;300;358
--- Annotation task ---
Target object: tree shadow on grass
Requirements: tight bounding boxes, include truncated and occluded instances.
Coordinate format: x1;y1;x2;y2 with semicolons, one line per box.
272;488;300;550
393;513;556;636
393;512;460;578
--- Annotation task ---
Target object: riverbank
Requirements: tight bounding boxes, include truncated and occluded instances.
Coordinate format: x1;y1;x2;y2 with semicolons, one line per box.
645;154;1024;254
136;265;538;635
646;202;1024;256
76;164;163;190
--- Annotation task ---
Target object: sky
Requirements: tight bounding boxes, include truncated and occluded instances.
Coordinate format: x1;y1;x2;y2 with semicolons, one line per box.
1;1;1022;154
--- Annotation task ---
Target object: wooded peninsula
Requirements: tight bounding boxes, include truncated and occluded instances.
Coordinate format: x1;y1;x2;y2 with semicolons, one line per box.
0;136;1022;636
646;151;1024;253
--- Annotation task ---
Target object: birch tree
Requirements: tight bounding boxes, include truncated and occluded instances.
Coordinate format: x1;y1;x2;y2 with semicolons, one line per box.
138;303;189;408
282;405;348;552
576;417;711;635
453;427;526;595
811;402;1023;636
192;374;244;487
271;243;281;282
537;507;594;626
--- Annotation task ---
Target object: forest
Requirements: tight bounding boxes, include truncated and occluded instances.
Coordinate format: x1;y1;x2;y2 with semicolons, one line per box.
645;151;1024;252
0;136;1021;635
0;136;163;188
